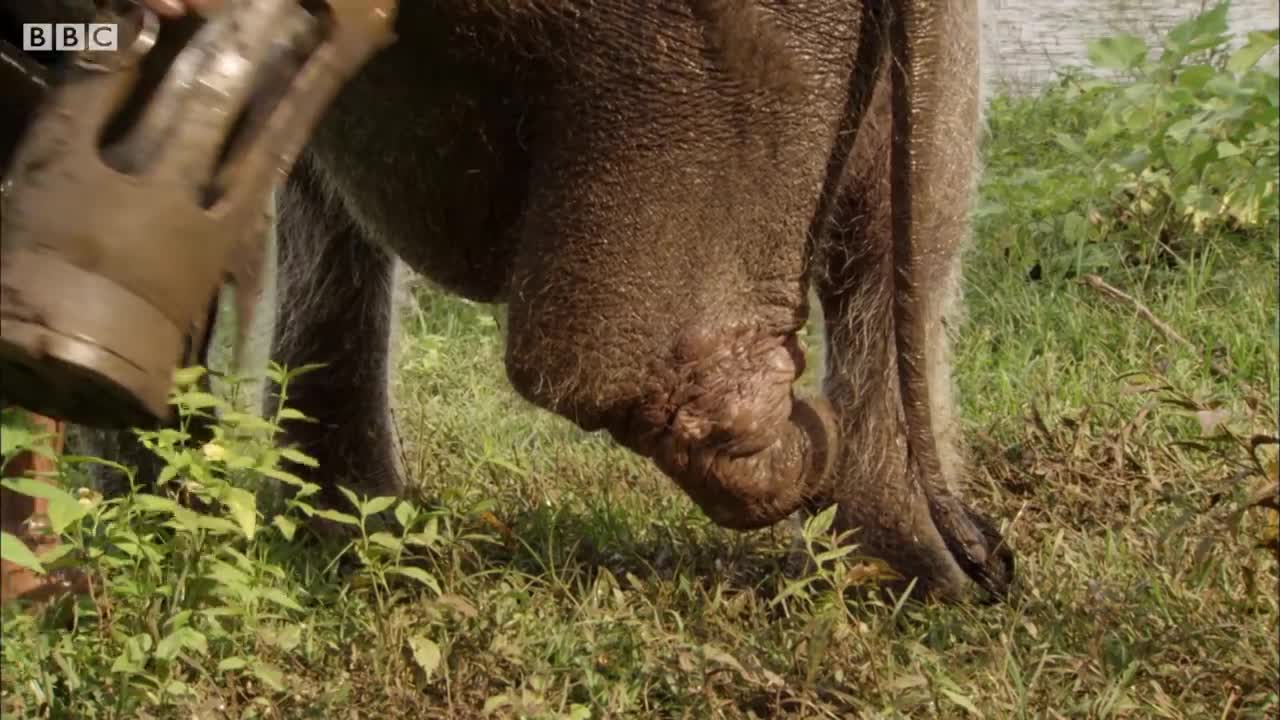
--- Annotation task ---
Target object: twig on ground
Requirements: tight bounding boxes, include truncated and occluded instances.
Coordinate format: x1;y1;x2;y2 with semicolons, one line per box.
1250;434;1279;476
1243;482;1280;512
1079;273;1236;383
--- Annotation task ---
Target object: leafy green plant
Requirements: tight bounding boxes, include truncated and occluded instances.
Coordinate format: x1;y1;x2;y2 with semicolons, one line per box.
1;365;451;718
0;408;68;576
979;2;1278;280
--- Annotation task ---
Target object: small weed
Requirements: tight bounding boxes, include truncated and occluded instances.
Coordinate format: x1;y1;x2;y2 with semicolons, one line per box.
2;365;456;718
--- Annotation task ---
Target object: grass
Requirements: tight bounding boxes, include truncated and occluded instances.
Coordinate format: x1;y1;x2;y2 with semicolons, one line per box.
2;11;1278;720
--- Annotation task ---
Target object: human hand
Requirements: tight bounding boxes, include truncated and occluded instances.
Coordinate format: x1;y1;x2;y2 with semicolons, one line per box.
139;0;223;17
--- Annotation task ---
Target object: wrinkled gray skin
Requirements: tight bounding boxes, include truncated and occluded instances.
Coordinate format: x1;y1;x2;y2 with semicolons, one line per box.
9;0;1013;600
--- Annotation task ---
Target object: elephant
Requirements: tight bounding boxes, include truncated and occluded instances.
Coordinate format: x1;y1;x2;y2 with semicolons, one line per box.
1;0;1014;602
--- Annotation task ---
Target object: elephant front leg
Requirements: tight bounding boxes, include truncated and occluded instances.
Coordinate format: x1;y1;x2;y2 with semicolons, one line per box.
268;163;403;510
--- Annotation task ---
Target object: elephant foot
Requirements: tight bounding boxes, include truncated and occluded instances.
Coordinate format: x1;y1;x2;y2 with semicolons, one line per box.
276;432;405;541
827;468;1015;603
927;493;1015;602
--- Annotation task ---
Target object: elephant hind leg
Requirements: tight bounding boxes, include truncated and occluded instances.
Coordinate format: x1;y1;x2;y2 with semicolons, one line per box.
814;65;1012;601
269;160;403;508
885;0;1014;598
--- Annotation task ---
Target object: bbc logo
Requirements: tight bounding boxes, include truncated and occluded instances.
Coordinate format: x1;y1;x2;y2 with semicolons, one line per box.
22;23;120;52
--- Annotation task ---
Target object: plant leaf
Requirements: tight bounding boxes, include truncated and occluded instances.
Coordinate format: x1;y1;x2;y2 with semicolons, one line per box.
1164;2;1230;56
361;496;397;517
1227;30;1280;75
388;566;442;595
942;688;982;717
155;627;208;661
394;501;417;529
251;661;284;691
275;408;312;422
1217;141;1243;158
1088;34;1148;71
312;509;359;527
172;366;208;386
280;448;319;468
368;532;403;552
1;478;87;533
219;486;258;539
0;531;44;574
259;587;304;612
408;635;442;677
273;515;297;541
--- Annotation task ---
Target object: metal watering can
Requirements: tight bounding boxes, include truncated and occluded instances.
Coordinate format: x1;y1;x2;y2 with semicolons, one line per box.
0;0;397;428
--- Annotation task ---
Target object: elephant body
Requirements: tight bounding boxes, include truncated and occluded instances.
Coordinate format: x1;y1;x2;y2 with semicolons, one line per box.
273;0;1010;599
3;0;1013;600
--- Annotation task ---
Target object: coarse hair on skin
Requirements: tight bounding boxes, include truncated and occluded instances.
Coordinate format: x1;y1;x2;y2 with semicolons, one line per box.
807;0;989;496
221;159;404;461
688;0;808;100
930;0;994;489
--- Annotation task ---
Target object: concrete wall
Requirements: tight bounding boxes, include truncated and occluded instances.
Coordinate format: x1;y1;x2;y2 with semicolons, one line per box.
983;0;1280;90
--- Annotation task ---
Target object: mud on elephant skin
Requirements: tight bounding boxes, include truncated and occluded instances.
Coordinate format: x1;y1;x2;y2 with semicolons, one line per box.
4;0;1014;601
